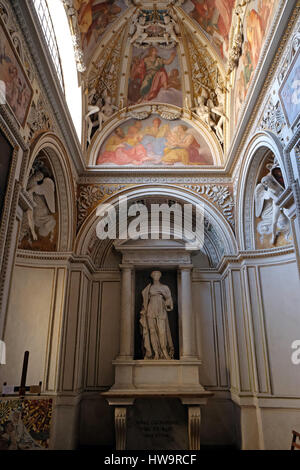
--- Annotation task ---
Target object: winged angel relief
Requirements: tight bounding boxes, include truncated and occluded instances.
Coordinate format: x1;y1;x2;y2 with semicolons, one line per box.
20;163;56;246
254;162;290;245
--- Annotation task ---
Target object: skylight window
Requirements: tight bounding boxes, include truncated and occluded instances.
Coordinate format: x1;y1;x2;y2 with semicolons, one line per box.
32;0;82;141
33;0;64;91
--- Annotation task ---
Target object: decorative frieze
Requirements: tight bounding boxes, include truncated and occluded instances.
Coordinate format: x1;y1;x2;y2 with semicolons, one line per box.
182;184;235;227
77;184;128;229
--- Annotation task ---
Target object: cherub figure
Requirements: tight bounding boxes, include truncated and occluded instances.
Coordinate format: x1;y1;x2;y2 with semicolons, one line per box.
162;15;178;45
192;95;215;129
98;95;118;130
85;94;118;145
130;16;152;44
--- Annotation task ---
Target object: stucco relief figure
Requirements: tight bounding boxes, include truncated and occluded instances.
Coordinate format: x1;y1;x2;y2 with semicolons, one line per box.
211;85;227;143
192;93;215;130
140;271;175;360
130;16;152;44
161;16;178;45
85;93;117;144
254;162;290;245
21;165;56;244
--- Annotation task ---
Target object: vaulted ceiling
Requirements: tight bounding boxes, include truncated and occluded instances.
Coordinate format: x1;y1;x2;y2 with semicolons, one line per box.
62;0;281;167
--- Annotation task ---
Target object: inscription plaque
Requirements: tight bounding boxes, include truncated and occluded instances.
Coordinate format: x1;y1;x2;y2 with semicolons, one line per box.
127;398;188;450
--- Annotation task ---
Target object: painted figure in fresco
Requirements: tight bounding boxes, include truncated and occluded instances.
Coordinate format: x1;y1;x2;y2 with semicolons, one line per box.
74;0;123;49
96;119;213;166
167;69;181;90
162;124;212;165
140;271;174;360
140;117;169;158
0;31;32;125
129;47;177;104
96;122;153;165
246;8;264;69
233;0;279;125
189;0;235;57
140;47;177;102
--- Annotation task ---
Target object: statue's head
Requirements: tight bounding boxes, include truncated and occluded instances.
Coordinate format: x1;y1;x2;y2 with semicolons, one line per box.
150;271;162;281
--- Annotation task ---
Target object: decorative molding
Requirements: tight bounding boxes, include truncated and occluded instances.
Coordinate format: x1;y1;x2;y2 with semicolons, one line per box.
182;184;235;227
188;406;201;450
61;0;86;72
79;176;233;184
77;184;128;230
114;407;127;451
258;100;287;145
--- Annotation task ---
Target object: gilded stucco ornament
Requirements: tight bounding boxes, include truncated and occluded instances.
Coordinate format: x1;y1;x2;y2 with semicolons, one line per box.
129;9;179;49
60;0;86;72
227;1;249;75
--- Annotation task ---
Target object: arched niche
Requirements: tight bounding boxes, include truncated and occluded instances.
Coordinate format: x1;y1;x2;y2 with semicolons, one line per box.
75;185;238;266
237;131;290;251
87;111;223;168
20;133;76;252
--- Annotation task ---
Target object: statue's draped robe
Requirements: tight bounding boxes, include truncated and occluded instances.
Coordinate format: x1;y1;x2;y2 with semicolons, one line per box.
140;283;174;359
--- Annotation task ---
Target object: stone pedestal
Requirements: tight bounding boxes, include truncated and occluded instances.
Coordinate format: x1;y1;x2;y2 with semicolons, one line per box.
102;240;213;450
103;390;213;450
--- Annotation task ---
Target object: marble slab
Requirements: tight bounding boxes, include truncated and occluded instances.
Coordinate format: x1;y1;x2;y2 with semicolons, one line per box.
127;398;188;450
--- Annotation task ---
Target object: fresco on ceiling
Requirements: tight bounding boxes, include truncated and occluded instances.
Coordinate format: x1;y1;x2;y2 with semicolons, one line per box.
128;46;182;107
234;0;279;125
279;48;300;127
0;399;52;450
96;117;214;166
74;0;127;61
182;0;235;60
0;19;33;127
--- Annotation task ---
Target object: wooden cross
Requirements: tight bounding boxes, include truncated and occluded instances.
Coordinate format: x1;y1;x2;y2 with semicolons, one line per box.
19;350;29;396
2;351;42;396
17;351;41;396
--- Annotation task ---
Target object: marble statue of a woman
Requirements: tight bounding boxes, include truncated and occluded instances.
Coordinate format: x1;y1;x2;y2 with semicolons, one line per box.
140;271;175;360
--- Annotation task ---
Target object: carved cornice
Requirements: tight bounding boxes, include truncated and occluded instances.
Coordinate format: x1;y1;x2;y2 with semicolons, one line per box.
78;175;232;184
218;245;295;274
182;184;235;227
15;249;120;275
0;107;27;151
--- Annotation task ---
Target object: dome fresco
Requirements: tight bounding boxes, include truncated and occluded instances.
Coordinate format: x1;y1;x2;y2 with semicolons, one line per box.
67;0;281;168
